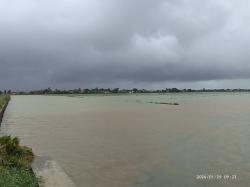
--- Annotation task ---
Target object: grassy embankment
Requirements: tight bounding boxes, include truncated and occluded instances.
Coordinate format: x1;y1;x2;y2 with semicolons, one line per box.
0;94;10;109
0;95;39;187
0;136;39;186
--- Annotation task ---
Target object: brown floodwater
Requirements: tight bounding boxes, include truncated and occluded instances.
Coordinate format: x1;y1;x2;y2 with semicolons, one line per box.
1;93;250;187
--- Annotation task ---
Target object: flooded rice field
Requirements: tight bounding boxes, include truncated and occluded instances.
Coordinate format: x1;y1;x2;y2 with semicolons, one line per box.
1;93;250;187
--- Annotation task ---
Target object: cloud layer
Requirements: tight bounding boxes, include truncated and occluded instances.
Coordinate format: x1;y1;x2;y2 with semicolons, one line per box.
1;0;250;90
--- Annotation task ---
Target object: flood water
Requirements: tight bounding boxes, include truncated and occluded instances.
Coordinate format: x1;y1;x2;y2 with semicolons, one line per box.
1;93;250;187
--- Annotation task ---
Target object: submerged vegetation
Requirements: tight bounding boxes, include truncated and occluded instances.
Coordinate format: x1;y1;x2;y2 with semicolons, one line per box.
0;136;38;187
147;101;179;105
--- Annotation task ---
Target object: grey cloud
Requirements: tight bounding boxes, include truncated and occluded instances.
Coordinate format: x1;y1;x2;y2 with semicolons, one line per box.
0;0;250;90
52;62;250;85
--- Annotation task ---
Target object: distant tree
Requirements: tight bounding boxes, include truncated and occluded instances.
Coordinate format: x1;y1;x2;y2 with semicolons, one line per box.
43;88;52;94
91;87;99;93
132;88;138;93
73;88;81;94
83;89;90;94
169;88;180;92
112;88;119;93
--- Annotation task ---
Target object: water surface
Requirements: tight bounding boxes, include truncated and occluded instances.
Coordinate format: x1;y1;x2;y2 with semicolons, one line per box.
1;93;250;187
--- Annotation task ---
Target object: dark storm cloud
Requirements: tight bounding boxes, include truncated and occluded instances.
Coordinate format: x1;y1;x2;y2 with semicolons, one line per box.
1;0;250;90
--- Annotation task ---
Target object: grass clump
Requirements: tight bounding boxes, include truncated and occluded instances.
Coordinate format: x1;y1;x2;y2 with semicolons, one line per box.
0;136;38;187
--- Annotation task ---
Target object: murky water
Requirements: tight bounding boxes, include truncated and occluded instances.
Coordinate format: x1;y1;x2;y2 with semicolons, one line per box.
1;93;250;187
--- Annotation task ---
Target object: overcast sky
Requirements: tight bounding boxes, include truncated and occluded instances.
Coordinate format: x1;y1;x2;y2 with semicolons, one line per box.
1;0;250;90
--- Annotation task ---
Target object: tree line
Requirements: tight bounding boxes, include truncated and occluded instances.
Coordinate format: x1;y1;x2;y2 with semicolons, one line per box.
2;88;250;95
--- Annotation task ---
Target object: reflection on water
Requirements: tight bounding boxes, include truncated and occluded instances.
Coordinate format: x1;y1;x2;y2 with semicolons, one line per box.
1;93;250;187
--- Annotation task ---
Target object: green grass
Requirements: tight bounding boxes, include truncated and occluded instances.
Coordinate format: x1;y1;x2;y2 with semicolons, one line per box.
0;167;38;187
0;95;10;109
0;136;39;187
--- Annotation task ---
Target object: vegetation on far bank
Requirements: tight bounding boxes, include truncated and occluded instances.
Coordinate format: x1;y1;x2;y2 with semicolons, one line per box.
0;94;10;109
0;136;39;187
3;87;250;96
